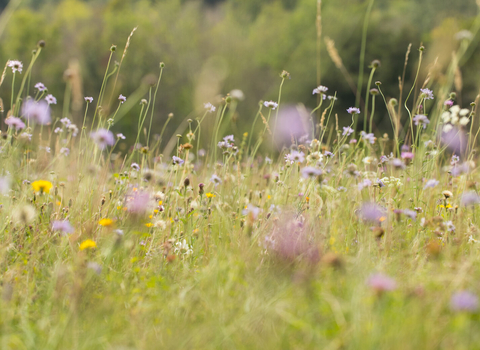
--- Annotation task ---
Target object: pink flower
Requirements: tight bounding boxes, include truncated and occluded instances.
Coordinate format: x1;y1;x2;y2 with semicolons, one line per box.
367;273;397;293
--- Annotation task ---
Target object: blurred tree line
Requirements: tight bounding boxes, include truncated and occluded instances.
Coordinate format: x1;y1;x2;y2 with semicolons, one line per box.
0;0;478;148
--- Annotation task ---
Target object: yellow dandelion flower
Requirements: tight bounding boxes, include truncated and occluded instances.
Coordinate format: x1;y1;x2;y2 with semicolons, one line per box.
99;218;114;227
206;193;216;198
31;180;53;194
79;239;97;250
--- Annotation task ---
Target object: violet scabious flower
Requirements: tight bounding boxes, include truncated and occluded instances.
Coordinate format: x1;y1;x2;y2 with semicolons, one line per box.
367;273;397;293
342;126;354;136
357;202;386;223
60;118;71;127
312;85;328;95
324;151;334;158
118;94;126;103
117;133;126;140
420;88;434;100
5;117;25;130
223;135;234;142
263;101;278;110
22;99;51;125
34;82;46;91
460;191;480;207
402;209;417;221
347;107;360;115
451;291;479;312
242;204;261;220
301;166;323;179
8;60;23;73
413;114;430;129
451;155;460;165
172;156;184;165
204;102;216;113
285;150;305;164
376;179;385;188
451;163;470;177
90;129;115;150
274;105;312;147
358;179;372;191
131;163;140;171
54;127;63;134
60;147;70;156
210;174;222;185
390;158;406;170
45;94;57;105
51;220;74;234
360;131;375;144
126;191;151;214
424;179;439;189
441;126;467;155
84;96;93;103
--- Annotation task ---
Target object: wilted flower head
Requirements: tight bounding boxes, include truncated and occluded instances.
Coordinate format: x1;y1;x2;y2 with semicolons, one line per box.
8;60;23;73
90;129;115;150
52;220;74;234
357;202;386;223
5;117;25;130
22;99;51;125
460;191;480;207
347;107;360;115
367;273;397;293
451;291;478;312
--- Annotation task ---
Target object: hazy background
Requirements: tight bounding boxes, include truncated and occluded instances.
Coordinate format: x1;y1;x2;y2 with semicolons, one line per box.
0;0;479;147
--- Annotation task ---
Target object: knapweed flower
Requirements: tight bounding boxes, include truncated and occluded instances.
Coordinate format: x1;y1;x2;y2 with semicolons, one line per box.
413;114;430;129
90;129;115;150
5;117;25;130
357;202;386;223
347;107;360;115
263;101;278;110
342;126;354;136
45;94;57;105
420;88;434;100
22;99;51;125
204;102;216;113
8;60;23;73
79;239;97;251
31;180;53;194
451;291;478;312
99;218;114;227
460;191;480;207
367;273;397;293
84;96;93;103
118;94;126;103
172;156;184;165
312;85;328;95
301;166;323;179
51;220;74;234
424;179;439;189
34;82;47;91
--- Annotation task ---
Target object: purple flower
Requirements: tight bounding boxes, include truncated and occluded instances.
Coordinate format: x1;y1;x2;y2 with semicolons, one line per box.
347;107;360;115
60;147;69;156
51;220;74;234
8;60;22;73
413;114;430;129
126;191;151;214
441;126;467;155
84;97;93;103
460;191;480;207
263;101;278;109
34;82;46;91
367;273;397;293
172;156;184;165
451;163;470;177
444;100;454;107
402;209;417;221
358;179;372;191
45;94;57;105
390;158;406;170
342;126;354;136
210;174;222;185
451;291;479;312
223;135;234;142
131;163;140;171
285;150;305;164
204;102;216;113
357;202;386;223
420;88;434;100
118;94;126;103
5;117;25;130
401;152;414;160
301;166;323;179
424;179;439;189
22;99;51;125
242;204;261;220
273;105;312;146
90;129;115;150
360;131;375;144
312;85;328;95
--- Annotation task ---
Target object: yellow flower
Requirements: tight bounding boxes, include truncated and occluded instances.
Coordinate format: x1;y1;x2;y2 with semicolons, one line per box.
145;223;153;228
206;193;216;198
99;218;114;227
79;239;97;250
31;180;53;194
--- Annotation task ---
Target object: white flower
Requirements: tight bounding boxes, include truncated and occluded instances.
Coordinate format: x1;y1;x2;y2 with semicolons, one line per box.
8;60;23;73
174;239;193;255
204;102;216;113
443;124;453;133
459;108;470;116
441;112;451;123
118;94;126;103
459;117;470;126
263;101;278;110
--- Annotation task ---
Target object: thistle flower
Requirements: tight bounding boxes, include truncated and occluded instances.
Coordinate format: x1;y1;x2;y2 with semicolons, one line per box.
367;273;397;293
22;99;51;125
451;291;479;312
51;220;74;234
347;107;360;115
204;102;216;113
90;129;115;150
118;94;126;103
5;117;25;130
45;94;57;105
8;60;23;73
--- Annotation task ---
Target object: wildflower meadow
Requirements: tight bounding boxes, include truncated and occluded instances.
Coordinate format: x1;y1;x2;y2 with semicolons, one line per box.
2;0;480;349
